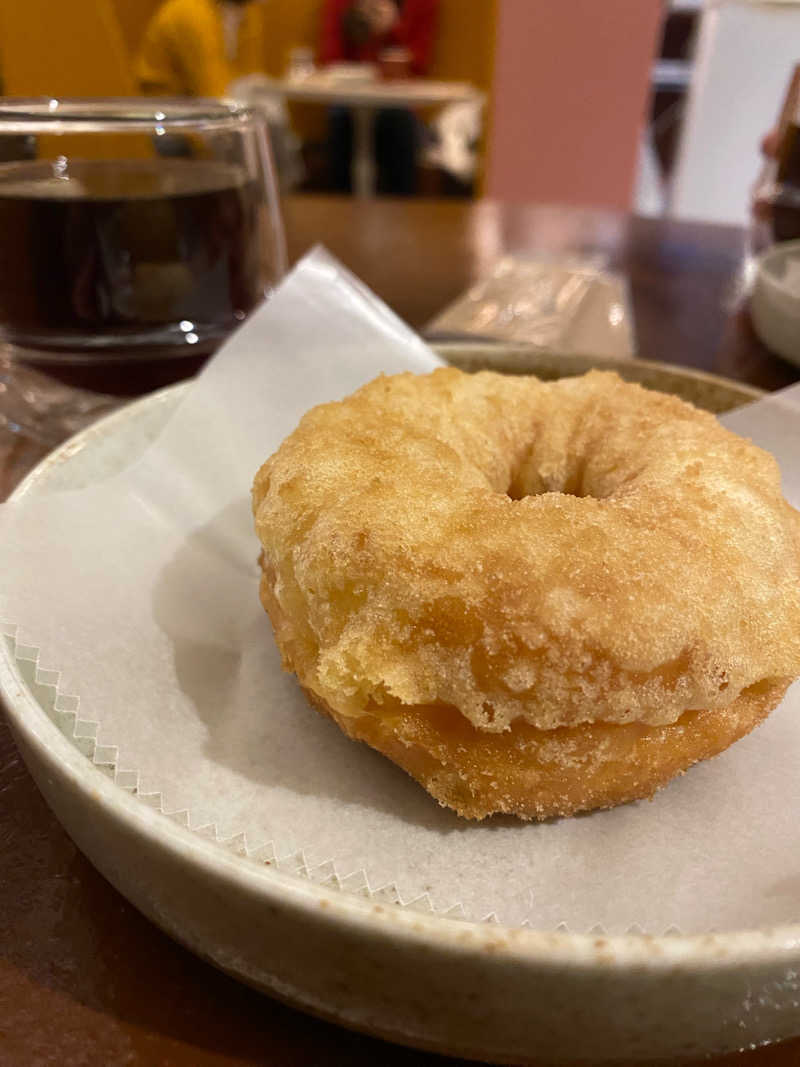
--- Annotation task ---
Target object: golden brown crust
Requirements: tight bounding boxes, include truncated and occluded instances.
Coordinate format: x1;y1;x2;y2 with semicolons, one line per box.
304;680;787;821
253;368;800;819
264;582;788;819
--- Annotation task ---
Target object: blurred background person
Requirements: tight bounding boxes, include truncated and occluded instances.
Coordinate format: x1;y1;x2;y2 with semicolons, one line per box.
319;0;439;195
136;0;303;187
136;0;266;98
320;0;437;73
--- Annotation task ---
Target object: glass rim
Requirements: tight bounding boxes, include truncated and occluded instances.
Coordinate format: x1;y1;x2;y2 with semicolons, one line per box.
0;96;259;132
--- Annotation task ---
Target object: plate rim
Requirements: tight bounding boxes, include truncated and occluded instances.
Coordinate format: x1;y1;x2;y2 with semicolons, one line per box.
3;368;800;978
431;342;766;404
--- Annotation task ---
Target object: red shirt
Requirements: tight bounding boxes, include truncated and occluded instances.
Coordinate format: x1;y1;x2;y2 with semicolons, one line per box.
319;0;439;76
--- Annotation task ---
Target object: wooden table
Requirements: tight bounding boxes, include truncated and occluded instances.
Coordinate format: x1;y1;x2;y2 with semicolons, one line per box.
2;196;799;1067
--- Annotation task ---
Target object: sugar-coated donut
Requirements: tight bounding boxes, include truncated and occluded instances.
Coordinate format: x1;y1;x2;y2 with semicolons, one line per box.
252;369;800;819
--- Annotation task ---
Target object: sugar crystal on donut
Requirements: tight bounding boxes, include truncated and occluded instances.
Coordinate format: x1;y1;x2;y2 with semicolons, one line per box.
252;369;800;820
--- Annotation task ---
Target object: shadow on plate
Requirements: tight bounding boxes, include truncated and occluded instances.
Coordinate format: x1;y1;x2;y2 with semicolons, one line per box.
152;497;490;836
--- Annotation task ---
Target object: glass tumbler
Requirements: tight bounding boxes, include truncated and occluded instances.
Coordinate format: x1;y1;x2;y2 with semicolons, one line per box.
0;97;286;395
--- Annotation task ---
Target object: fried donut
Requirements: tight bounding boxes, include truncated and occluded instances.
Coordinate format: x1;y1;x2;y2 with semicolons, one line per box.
252;369;800;819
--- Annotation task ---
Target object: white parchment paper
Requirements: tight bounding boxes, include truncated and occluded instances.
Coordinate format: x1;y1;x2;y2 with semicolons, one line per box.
3;248;800;935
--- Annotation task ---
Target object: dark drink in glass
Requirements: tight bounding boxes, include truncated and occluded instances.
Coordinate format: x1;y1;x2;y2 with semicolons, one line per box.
0;99;286;394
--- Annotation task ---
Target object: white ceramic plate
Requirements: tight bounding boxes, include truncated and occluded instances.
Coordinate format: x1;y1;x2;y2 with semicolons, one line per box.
2;367;800;1066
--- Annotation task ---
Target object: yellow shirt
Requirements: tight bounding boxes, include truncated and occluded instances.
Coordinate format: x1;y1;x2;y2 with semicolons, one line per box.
136;0;265;97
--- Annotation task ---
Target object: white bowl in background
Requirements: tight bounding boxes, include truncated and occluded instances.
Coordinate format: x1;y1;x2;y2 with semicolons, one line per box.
751;239;800;367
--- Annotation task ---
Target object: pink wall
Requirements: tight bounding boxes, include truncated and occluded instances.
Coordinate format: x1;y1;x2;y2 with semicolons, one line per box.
485;0;663;208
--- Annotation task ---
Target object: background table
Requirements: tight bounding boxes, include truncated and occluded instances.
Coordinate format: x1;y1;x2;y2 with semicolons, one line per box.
261;76;480;197
2;196;799;1067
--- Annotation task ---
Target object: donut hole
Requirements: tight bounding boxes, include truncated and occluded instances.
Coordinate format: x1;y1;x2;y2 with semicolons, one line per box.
506;483;589;502
506;467;590;501
504;443;606;501
504;454;643;501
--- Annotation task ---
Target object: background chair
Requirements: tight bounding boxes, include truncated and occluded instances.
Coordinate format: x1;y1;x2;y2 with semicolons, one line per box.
0;0;136;95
